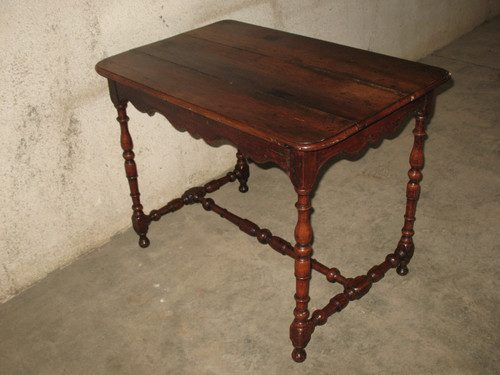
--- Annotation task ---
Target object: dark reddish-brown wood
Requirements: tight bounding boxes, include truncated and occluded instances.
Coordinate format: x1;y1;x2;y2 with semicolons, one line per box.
115;102;150;248
234;150;249;193
96;20;450;363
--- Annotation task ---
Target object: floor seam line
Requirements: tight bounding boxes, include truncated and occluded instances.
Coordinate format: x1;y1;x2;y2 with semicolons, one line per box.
430;53;500;71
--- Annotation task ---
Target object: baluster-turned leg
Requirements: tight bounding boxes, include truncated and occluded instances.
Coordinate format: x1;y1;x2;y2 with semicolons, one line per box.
290;188;313;362
397;111;427;275
234;150;249;193
115;102;151;248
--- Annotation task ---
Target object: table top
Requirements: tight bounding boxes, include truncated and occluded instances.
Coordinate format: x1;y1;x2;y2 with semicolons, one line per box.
96;20;450;151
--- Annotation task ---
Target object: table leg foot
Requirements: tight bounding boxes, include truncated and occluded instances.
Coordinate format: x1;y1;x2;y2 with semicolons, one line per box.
138;235;150;248
132;210;151;248
290;321;312;363
396;243;414;276
291;348;307;363
396;265;408;276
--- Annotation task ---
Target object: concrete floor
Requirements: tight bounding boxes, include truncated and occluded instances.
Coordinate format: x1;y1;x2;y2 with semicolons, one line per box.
1;17;499;375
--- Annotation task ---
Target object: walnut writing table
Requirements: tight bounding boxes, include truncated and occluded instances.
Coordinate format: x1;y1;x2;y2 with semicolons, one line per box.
96;20;450;362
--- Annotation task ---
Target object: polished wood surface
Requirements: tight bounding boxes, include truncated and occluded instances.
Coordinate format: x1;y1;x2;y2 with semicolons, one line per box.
96;20;450;363
97;20;448;151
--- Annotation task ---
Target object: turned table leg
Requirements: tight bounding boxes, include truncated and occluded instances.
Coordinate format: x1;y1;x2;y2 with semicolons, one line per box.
234;150;249;193
115;102;151;248
397;111;427;275
290;187;314;362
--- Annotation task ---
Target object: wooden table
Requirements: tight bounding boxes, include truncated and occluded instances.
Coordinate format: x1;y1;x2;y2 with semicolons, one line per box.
96;20;450;362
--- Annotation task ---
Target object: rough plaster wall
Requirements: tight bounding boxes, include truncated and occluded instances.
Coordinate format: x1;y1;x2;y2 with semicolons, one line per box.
282;0;500;60
1;0;498;303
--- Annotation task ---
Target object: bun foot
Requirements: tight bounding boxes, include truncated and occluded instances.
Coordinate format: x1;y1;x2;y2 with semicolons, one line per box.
238;184;249;193
396;264;409;276
139;236;150;248
291;348;307;363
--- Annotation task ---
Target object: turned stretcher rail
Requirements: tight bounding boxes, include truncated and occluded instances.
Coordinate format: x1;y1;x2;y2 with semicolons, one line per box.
188;185;410;334
121;151;412;336
141;166;354;282
310;250;402;328
148;171;237;222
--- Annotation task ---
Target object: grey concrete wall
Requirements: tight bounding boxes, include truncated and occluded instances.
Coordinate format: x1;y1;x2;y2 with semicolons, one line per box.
1;0;498;303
